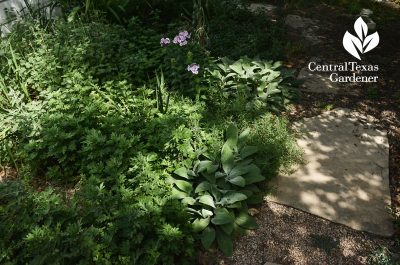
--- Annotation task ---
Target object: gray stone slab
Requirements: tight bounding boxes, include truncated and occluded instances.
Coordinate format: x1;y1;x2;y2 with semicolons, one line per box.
268;108;394;236
285;15;325;45
298;67;341;94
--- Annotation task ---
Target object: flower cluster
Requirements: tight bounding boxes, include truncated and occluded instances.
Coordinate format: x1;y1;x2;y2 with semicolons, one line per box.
160;37;170;46
173;30;191;46
187;63;200;75
160;30;191;47
160;30;200;75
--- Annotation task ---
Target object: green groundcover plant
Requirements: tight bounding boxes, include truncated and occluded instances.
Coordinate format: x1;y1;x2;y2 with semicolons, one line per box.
0;2;302;262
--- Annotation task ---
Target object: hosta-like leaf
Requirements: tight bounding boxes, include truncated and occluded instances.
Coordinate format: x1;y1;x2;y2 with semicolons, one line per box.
198;194;216;208
192;217;210;232
211;208;234;225
227;176;246;187
211;185;222;202
216;229;233;256
195;181;211;193
219;191;247;206
201;209;214;218
243;165;265;185
229;165;252;178
182;197;196;205
196;160;213;173
171;188;188;199
240;146;258;159
175;180;193;193
225;124;238;148
174;167;189;179
221;222;234;235
201;227;215;249
229;63;244;75
235;211;258;230
238;128;251;144
226;202;242;208
221;144;234;174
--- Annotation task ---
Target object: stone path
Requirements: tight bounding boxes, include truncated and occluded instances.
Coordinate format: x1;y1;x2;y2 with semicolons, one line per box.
267;108;393;236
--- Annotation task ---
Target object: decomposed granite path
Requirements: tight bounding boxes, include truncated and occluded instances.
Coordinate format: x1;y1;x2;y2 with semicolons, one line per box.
267;108;394;236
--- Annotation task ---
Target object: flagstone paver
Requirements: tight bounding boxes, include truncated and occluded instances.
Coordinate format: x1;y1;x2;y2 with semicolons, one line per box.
268;108;394;236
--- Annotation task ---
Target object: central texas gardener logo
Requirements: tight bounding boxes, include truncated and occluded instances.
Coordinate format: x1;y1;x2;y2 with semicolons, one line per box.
343;17;380;60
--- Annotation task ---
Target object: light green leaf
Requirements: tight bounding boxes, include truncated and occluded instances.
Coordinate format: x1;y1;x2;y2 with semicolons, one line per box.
221;144;234;174
238;128;251;144
235;211;258;230
192;217;210;232
216;229;233;256
195;181;211;193
201;209;214;218
175;180;193;193
182;197;196;205
198;194;216;208
201;227;215;249
211;208;234;225
171;188;187;199
174;167;189;179
225;124;238;148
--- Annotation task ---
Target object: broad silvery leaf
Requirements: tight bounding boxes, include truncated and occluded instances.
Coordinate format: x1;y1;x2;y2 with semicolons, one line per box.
363;32;380;53
354;17;368;40
343;31;362;60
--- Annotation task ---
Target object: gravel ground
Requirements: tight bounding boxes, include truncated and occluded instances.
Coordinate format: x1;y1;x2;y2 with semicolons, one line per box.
216;202;394;265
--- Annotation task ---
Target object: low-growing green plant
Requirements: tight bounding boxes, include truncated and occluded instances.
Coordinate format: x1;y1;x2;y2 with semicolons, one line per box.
0;156;196;265
206;57;298;112
171;124;265;255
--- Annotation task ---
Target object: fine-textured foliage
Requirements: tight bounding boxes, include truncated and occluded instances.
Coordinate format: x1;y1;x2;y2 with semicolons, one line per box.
171;124;265;255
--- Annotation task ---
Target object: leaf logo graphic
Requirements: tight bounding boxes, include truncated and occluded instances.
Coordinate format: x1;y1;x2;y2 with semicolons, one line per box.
343;17;380;60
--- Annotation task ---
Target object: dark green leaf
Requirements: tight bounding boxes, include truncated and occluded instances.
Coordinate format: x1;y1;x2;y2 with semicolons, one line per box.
227;176;246;187
235;211;258;230
240;146;258;159
201;227;215;249
220;222;234;235
216;229;233;256
243;165;265;184
219;191;247;206
211;208;234;225
195;181;211;193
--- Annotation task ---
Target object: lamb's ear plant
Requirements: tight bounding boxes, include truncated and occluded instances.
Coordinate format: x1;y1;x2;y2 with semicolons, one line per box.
171;124;265;256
